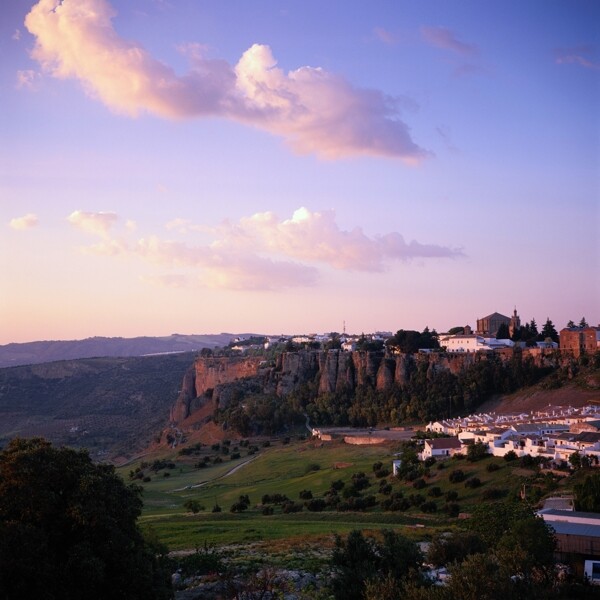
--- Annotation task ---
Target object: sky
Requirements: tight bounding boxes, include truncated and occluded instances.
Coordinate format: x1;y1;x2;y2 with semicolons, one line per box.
1;0;599;344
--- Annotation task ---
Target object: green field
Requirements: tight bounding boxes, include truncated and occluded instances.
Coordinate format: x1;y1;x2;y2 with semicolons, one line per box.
118;436;569;553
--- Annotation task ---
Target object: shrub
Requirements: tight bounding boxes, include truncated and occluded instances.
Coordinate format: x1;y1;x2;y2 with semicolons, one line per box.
282;501;303;514
183;500;204;514
331;479;345;491
486;463;500;472
504;451;518;462
372;461;383;472
299;489;313;500
379;483;392;495
408;493;425;507
230;501;248;513
375;468;390;478
424;456;437;468
305;463;321;474
306;498;327;512
445;502;460;517
212;504;222;513
481;487;506;500
262;506;274;515
465;477;481;489
413;478;427;490
421;501;438;513
449;469;466;483
428;486;442;497
446;490;459;502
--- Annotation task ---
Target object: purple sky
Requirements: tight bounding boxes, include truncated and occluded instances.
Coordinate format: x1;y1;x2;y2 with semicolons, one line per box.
1;0;598;343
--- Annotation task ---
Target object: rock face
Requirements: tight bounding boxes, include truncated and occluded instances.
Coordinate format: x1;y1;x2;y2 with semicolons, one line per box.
170;348;564;425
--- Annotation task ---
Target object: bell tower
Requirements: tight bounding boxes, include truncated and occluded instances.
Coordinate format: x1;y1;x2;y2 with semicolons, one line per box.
509;307;521;338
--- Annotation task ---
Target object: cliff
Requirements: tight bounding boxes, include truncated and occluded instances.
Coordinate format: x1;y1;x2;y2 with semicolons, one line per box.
171;348;570;425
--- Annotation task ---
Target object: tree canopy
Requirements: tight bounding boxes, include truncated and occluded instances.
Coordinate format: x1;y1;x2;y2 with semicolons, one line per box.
0;438;172;600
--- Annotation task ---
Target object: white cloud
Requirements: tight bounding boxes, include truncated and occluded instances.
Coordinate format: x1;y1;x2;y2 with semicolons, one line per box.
12;29;21;41
67;210;118;238
9;213;39;230
25;0;427;162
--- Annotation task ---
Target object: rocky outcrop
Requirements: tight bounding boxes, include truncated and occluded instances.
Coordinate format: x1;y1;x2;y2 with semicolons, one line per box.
171;348;568;425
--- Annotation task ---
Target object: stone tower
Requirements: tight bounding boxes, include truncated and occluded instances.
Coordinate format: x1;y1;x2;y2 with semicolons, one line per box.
509;307;521;338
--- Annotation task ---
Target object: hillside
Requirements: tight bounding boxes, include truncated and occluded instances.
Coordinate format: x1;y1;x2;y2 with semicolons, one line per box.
0;353;196;460
478;376;600;414
0;333;262;368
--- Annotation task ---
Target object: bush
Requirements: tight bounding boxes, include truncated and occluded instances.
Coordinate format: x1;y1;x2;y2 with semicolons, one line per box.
446;490;459;502
305;463;321;474
504;451;518;462
331;479;345;491
421;501;438;513
465;477;481;489
230;501;248;513
486;463;500;472
424;456;437;468
428;486;442;497
183;500;204;513
372;461;383;472
413;478;427;490
408;493;425;507
299;489;313;500
306;498;327;512
212;504;222;513
374;468;390;478
449;469;466;483
481;487;506;500
282;501;303;514
445;502;460;517
262;506;274;515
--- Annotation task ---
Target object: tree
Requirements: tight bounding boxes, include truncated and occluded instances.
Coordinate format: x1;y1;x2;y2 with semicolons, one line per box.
567;320;576;328
540;318;559;343
0;438;172;600
574;474;600;512
496;323;510;340
579;317;589;328
331;530;422;600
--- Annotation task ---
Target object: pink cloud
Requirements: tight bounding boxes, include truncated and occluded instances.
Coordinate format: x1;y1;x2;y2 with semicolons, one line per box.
421;26;478;57
9;213;39;230
555;46;600;70
373;27;398;46
25;0;427;162
16;70;41;90
67;210;118;238
66;207;462;290
231;207;463;269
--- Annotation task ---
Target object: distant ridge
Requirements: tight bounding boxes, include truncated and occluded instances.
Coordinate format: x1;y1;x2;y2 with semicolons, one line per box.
0;333;264;368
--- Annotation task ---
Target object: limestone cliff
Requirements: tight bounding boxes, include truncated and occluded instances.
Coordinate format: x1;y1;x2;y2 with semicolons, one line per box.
170;348;566;425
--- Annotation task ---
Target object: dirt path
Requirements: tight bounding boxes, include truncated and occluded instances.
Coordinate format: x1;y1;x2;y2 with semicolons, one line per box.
172;454;260;491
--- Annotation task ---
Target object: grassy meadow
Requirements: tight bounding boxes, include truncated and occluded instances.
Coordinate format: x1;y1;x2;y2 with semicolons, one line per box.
117;435;571;553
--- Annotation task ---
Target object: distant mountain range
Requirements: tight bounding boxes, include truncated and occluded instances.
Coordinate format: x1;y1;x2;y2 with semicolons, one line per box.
0;334;263;368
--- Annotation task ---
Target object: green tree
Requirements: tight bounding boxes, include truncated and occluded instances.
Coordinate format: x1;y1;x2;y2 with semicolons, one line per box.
540;318;559;343
496;323;510;339
574;474;600;512
0;438;172;600
579;317;589;328
331;530;422;600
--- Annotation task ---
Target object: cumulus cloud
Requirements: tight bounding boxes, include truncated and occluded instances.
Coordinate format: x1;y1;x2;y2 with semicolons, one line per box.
221;207;463;270
67;210;118;238
421;26;478;57
10;213;39;230
67;207;462;291
25;0;427;162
